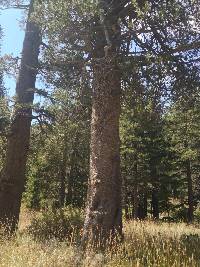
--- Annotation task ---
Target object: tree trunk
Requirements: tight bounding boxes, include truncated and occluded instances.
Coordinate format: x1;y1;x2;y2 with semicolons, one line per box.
150;164;159;220
59;169;66;207
65;136;79;206
59;135;69;207
137;191;148;220
131;158;138;219
82;1;122;248
0;0;40;233
186;160;193;222
123;175;130;220
66;165;73;206
82;55;122;247
152;189;159;220
143;192;148;219
132;184;138;219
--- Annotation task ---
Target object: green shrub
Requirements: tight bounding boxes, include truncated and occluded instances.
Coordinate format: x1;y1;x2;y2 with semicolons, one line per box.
171;205;188;222
27;207;83;242
194;206;200;222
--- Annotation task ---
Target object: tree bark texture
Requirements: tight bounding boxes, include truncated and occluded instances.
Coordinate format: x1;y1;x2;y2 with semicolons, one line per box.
82;0;123;248
0;0;40;233
82;55;122;247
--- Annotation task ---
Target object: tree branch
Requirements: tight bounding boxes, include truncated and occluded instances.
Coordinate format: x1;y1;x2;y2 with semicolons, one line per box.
0;4;29;10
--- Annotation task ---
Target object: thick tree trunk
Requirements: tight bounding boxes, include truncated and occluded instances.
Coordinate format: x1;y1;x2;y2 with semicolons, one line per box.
82;55;122;247
82;0;122;248
0;0;40;233
186;160;193;222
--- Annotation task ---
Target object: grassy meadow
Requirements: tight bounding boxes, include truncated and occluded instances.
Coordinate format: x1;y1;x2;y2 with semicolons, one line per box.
0;209;199;267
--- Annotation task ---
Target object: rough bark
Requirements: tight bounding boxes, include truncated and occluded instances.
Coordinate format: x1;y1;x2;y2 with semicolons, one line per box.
0;0;40;233
82;0;122;248
82;55;122;247
186;160;193;222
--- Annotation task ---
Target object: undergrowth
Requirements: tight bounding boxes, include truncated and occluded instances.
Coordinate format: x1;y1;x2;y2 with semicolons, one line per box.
0;209;199;267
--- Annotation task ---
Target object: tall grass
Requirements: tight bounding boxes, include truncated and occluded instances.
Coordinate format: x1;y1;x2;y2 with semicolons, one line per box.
0;211;200;267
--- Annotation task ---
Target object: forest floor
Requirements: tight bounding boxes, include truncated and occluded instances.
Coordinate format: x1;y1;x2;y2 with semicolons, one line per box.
0;209;200;267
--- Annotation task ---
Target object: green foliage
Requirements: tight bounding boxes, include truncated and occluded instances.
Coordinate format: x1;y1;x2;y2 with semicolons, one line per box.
165;96;200;207
0;25;9;172
27;207;84;241
1;0;199;230
194;206;200;222
19;0;200;223
24;87;90;209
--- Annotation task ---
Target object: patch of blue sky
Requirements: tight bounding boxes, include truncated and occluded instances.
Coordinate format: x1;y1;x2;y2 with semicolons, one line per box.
0;8;24;96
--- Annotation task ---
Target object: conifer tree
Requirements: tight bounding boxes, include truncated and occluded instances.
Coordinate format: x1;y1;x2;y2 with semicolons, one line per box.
0;0;41;233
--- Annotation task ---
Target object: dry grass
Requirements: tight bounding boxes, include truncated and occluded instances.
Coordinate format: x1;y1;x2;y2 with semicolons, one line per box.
0;211;200;267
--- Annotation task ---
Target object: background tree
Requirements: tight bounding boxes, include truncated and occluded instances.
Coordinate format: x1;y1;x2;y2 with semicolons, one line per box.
0;0;41;233
24;87;91;210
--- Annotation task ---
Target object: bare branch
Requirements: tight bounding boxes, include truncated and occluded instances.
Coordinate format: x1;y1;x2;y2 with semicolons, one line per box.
171;41;200;53
0;4;29;10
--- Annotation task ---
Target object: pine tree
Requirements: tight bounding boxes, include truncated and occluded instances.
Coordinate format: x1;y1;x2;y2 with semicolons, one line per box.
0;0;41;233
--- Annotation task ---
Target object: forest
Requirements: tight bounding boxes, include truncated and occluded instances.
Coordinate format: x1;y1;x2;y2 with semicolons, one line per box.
0;0;200;266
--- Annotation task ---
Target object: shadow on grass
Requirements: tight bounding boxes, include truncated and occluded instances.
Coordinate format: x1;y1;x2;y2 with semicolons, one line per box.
180;233;200;262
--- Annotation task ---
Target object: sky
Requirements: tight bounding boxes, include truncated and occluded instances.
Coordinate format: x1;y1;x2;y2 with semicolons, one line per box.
0;8;24;96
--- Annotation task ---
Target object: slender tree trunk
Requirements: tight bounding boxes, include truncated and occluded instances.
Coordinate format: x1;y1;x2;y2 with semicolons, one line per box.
132;184;138;219
0;0;40;233
59;135;69;207
59;169;66;207
137;191;148;220
150;164;159;220
65;137;79;206
151;189;159;220
132;158;138;219
66;166;73;205
186;160;193;222
123;175;130;220
143;192;148;219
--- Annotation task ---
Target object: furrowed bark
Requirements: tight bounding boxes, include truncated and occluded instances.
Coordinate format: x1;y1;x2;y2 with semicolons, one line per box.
82;55;122;248
82;4;123;245
0;0;40;233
